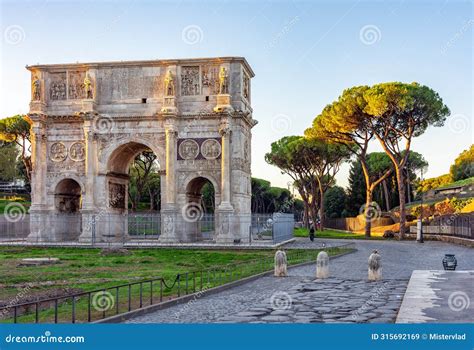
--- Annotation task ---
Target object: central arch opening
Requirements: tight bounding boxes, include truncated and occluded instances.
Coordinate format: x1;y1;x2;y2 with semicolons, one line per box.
184;176;216;241
105;142;162;241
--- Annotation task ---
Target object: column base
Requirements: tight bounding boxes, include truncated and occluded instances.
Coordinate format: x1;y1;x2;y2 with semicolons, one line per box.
158;210;178;243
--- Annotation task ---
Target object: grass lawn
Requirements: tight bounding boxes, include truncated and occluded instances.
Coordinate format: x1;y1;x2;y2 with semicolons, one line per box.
294;227;385;240
0;198;31;214
0;246;351;323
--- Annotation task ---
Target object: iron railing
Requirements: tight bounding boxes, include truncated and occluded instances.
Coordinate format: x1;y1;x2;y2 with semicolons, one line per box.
1;212;294;244
0;248;340;324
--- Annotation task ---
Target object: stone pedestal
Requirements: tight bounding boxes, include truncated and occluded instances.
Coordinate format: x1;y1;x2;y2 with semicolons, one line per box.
161;97;178;114
368;250;382;281
316;251;329;279
81;99;97;113
213;94;234;113
274;250;288;277
215;207;235;243
27;211;50;243
29;101;47;114
78;211;95;243
158;210;178;243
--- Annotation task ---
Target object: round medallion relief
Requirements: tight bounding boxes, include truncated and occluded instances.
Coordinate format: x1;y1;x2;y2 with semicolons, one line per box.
69;142;86;161
50;142;67;162
179;139;199;160
201;139;221;160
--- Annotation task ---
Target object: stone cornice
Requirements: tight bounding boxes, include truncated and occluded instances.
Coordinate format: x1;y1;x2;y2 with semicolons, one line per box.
26;56;255;77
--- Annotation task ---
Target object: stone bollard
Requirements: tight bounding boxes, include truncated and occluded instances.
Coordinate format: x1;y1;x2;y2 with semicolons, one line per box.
274;250;288;277
316;251;329;279
368;249;382;281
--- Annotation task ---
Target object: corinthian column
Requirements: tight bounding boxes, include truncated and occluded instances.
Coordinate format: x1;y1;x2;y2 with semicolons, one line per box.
165;123;178;206
82;113;97;210
28;114;47;212
27;114;48;242
218;119;234;211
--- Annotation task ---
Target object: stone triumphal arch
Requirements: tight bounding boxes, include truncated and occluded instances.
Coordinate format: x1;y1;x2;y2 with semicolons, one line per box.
26;57;257;244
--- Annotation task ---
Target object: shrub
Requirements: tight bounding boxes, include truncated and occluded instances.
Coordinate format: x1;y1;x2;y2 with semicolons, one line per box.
434;199;455;215
410;204;434;218
450;145;474;181
461;200;474;213
417;174;452;192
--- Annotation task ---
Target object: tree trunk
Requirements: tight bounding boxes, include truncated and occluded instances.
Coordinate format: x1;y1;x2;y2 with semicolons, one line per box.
303;202;309;228
23;156;32;182
359;158;373;238
319;191;325;231
406;171;411;203
364;189;373;238
382;179;390;211
395;166;406;239
149;189;154;210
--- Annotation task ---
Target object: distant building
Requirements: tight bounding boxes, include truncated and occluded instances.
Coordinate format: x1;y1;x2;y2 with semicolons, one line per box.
0;179;27;194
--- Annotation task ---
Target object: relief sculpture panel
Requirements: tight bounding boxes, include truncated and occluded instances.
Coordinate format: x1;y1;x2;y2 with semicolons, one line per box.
181;66;200;96
49;72;67;101
68;71;86;99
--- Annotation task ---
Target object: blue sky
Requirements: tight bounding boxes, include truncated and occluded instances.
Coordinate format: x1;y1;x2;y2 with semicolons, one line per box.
1;0;472;189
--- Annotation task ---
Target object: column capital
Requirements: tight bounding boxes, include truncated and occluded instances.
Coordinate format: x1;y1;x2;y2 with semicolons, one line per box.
219;119;231;137
28;113;47;125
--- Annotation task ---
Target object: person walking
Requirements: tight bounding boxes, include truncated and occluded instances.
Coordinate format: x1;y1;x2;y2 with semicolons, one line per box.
309;224;315;242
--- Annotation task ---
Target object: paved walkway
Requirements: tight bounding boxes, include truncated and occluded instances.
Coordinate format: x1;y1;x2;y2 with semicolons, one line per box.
396;270;474;323
126;238;474;323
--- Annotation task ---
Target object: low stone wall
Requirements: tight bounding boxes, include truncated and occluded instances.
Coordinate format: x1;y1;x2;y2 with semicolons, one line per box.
405;233;474;248
409;225;456;235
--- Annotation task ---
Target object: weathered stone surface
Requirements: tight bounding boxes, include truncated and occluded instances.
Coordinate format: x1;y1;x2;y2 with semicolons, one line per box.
26;57;257;244
316;251;329;279
274;250;288;277
18;257;60;266
368;250;382;281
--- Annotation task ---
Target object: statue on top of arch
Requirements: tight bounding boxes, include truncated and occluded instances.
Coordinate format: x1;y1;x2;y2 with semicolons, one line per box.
164;70;175;96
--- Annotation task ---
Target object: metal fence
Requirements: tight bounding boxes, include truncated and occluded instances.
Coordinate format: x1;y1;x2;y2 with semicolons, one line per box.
1;212;294;244
0;249;326;324
426;213;473;239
